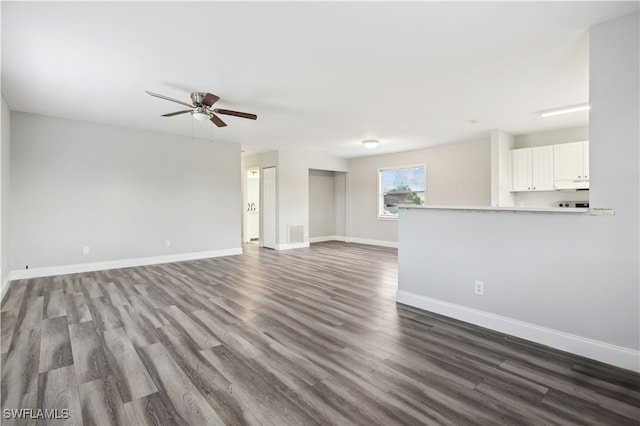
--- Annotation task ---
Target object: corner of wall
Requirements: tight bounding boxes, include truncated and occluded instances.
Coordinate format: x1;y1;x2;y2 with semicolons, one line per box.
1;96;12;296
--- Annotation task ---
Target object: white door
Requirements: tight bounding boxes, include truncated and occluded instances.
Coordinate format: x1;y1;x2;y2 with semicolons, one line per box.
262;167;277;249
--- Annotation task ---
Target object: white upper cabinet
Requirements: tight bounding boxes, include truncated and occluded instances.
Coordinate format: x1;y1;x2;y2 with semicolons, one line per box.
554;141;589;189
511;148;532;191
511;146;553;191
531;146;554;191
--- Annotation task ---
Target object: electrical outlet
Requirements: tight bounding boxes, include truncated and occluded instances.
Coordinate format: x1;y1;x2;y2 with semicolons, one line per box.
474;280;484;296
83;246;90;255
165;240;171;248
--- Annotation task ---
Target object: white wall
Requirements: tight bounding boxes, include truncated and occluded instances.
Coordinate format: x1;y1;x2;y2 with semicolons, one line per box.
276;151;348;249
514;126;588;148
349;139;491;245
309;170;336;239
589;13;638;214
1;98;10;294
397;12;640;371
490;129;515;207
334;172;347;238
10;112;241;272
398;207;638;370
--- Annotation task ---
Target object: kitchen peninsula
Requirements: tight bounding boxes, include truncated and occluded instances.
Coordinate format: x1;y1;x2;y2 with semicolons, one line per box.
396;204;635;372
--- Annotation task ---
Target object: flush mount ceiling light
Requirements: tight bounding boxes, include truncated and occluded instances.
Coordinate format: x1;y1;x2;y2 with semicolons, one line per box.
538;103;590;118
362;139;379;149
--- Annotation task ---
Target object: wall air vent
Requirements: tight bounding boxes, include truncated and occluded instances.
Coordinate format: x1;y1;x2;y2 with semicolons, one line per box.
288;225;305;244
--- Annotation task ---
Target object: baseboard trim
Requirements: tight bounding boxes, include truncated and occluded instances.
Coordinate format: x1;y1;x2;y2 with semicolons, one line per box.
396;290;640;373
0;277;10;305
349;237;398;248
309;236;346;243
8;247;243;281
276;242;310;251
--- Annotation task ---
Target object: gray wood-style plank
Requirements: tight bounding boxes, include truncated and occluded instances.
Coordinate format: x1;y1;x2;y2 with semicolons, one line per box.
1;328;41;415
68;321;110;384
0;242;638;425
85;296;122;332
103;327;158;402
159;305;221;350
1;283;26;312
38;316;74;373
37;364;82;426
139;343;226;425
121;391;186;426
1;309;19;354
16;296;44;332
78;376;129;426
155;323;259;425
43;289;67;320
99;282;129;307
64;292;92;324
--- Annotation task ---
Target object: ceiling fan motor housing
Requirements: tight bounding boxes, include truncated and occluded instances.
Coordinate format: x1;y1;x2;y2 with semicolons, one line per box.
190;92;208;107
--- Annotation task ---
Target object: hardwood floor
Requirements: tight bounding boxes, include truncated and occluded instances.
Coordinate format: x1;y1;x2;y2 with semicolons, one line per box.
1;241;639;425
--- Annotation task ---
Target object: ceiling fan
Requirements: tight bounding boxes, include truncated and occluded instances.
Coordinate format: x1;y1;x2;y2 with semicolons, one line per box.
145;90;257;127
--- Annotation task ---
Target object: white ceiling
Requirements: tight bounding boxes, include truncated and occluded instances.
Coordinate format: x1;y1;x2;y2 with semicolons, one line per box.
2;2;637;159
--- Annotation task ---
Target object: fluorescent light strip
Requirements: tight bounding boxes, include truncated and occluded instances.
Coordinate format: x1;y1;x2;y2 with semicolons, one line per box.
539;103;590;117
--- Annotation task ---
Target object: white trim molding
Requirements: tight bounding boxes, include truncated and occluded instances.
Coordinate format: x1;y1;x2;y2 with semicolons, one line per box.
276;242;310;251
396;290;640;373
8;247;243;281
349;237;398;248
309;236;346;243
1;277;10;304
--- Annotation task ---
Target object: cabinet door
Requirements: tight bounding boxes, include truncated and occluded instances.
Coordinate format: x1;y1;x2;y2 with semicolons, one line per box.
554;142;584;189
531;146;554;190
511;148;532;191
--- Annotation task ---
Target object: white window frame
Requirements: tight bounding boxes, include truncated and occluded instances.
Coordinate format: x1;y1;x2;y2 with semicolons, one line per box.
377;164;426;220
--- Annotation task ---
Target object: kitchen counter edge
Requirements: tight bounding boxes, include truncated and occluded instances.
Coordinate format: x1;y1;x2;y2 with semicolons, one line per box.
399;205;614;216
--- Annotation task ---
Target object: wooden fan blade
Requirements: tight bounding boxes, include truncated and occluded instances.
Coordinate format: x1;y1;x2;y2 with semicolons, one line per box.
162;110;192;117
214;108;257;120
210;113;227;127
200;93;220;107
146;90;194;108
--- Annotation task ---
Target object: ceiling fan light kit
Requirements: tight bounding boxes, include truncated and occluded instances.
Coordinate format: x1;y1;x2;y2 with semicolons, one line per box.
191;110;210;121
146;90;257;127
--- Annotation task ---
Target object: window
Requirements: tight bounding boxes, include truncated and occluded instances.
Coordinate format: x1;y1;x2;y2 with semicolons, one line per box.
378;165;426;219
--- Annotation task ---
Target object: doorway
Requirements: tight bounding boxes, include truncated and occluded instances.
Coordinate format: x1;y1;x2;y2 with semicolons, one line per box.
308;170;347;242
244;168;260;244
